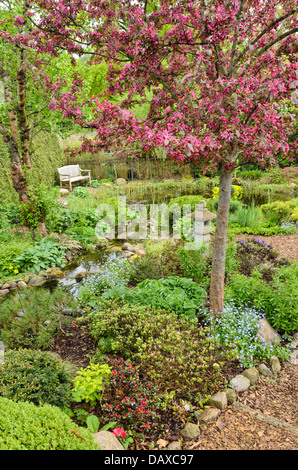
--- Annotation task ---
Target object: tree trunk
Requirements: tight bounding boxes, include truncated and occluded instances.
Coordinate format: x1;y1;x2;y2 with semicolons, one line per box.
209;165;233;315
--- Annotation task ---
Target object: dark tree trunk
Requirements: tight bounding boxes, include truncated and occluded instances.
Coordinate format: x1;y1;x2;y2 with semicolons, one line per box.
209;165;233;315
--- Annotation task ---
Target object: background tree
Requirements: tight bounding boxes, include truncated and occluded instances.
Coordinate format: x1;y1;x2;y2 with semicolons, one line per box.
9;0;298;312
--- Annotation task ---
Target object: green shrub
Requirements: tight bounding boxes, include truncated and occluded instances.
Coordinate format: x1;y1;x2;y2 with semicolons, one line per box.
169;195;204;212
289;207;298;223
72;186;90;198
13;237;66;273
72;362;112;406
0;287;76;349
225;264;298;334
177;246;212;286
19;185;58;230
87;299;232;398
0;397;100;450
66;226;97;245
103;276;207;319
237;169;264;181
261;200;296;225
0;239;33;278
259;168;287;184
0;349;71;408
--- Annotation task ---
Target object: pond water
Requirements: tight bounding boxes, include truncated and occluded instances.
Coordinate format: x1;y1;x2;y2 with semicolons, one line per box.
58;250;122;296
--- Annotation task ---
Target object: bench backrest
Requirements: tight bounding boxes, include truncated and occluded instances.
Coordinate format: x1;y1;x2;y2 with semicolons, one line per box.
58;165;81;180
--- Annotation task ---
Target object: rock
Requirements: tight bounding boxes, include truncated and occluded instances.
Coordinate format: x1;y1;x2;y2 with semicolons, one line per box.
116;178;126;185
106;246;122;252
28;276;47;287
122;242;134;251
225;389;237;404
75;272;86;282
230;374;250;393
289;349;298;365
59;188;69;195
198;408;221;423
45;268;64;279
207;391;227;410
2;282;10;289
93;431;124;450
17;281;28;289
242;367;259;385
167;441;182;450
9;282;17;289
122;251;135;258
0;289;10;296
257;318;281;345
180;423;200;440
258;363;273;377
269;356;281;374
134;248;146;257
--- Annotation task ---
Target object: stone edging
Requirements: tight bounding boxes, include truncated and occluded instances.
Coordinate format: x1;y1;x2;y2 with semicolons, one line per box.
94;349;298;451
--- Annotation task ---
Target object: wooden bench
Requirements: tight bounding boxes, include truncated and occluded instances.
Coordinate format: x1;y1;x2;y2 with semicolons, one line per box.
58;165;91;191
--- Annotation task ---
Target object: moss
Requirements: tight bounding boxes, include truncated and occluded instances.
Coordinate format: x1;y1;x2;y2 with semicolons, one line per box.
0;131;64;203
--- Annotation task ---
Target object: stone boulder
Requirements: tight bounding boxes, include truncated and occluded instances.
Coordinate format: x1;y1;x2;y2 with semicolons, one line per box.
28;276;47;287
59;188;69;195
242;367;259;385
257;318;281;345
230;374;250;393
207;391;227;410
93;431;124;450
116;178;126;185
180;423;200;440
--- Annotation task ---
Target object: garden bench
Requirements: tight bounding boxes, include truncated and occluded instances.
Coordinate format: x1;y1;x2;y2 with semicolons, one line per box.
58;164;91;191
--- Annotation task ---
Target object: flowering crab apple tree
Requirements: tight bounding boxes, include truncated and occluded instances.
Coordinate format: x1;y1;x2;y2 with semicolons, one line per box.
12;0;298;314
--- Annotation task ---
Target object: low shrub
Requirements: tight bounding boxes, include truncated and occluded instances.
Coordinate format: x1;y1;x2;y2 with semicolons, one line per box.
0;349;71;408
72;362;112;406
236;238;290;277
261;200;296;225
0;287;76;349
259;168;287;184
86;299;234;399
169;195;204;212
99;359;161;431
0;397;99;450
225;264;298;334
72;186;90;198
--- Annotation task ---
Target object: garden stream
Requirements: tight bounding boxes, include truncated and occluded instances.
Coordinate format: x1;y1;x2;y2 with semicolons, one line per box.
55;250;122;297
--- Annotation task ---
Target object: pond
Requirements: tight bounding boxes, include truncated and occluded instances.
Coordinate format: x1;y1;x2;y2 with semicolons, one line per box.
58;250;123;296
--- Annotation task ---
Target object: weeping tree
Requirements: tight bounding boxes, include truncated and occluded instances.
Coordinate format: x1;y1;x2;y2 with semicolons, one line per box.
9;0;298;312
